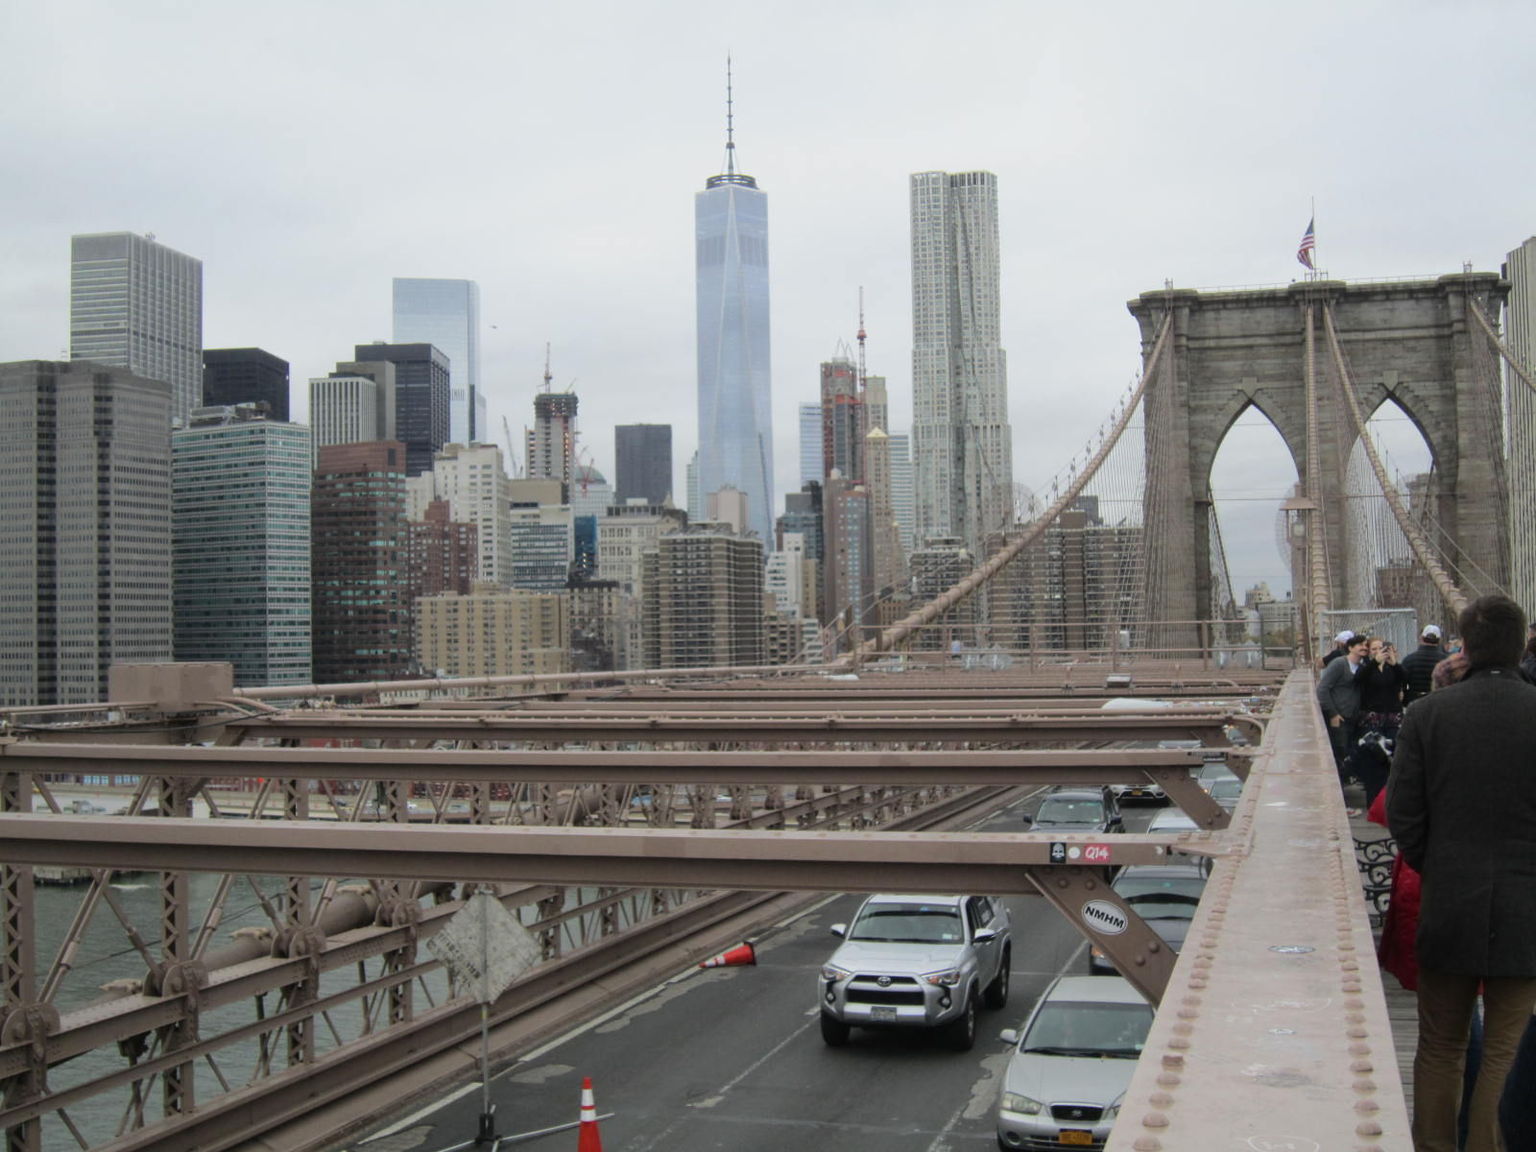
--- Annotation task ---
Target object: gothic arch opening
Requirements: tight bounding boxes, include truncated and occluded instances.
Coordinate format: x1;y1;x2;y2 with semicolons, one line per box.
1207;404;1300;615
1343;396;1435;615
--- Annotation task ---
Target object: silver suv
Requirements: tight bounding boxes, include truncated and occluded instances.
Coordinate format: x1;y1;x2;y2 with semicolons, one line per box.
818;894;1012;1050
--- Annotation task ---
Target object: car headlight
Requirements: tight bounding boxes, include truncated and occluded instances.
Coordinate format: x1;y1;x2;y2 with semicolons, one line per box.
820;964;851;982
922;967;962;987
1000;1092;1043;1115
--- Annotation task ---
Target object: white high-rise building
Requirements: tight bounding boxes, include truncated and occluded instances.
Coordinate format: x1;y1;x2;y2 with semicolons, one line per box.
1503;237;1536;617
392;278;481;445
406;442;514;587
309;361;397;450
70;232;203;425
888;431;916;557
910;171;1013;557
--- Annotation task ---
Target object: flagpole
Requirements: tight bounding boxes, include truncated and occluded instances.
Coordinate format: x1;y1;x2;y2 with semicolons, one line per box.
1310;196;1317;276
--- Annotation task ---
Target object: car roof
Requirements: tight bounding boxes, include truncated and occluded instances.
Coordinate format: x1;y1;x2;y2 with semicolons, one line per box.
860;893;966;908
1115;863;1207;880
1148;810;1200;832
1043;787;1106;800
1044;974;1148;1006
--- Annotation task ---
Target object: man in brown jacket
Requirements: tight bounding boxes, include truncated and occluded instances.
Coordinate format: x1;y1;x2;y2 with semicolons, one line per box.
1388;594;1536;1152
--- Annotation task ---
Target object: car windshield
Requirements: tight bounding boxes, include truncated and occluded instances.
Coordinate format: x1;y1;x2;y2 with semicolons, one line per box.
1210;777;1243;801
1037;798;1104;823
1113;876;1204;920
848;903;964;944
1022;1000;1154;1058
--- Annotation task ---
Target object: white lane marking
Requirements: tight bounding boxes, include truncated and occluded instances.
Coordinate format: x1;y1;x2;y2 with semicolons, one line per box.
689;1014;815;1109
352;1081;479;1144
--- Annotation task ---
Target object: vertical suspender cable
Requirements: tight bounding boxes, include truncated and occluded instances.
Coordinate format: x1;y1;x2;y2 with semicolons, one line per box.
845;310;1173;666
1321;302;1467;616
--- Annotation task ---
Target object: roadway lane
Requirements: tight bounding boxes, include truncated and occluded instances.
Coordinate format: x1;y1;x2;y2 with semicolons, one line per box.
347;793;1163;1152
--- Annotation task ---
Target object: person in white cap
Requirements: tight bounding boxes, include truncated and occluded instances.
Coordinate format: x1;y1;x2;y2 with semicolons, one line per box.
1401;625;1446;706
1321;629;1355;668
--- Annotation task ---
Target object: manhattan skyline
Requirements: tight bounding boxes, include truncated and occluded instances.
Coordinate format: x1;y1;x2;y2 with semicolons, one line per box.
4;1;1536;597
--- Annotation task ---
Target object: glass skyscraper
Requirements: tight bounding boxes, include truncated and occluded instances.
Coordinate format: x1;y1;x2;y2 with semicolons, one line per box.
172;407;312;686
392;278;481;445
695;91;773;545
70;232;203;426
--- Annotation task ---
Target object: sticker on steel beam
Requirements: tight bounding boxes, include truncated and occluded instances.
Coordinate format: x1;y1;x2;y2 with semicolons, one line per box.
1082;844;1112;864
1049;842;1067;864
1081;900;1128;935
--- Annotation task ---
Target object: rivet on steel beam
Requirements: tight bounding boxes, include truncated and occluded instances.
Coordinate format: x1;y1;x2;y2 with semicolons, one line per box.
1160;1054;1184;1070
1132;1138;1162;1152
1167;1037;1190;1049
1355;1121;1384;1137
1350;1060;1374;1073
1156;1073;1181;1087
1346;1027;1368;1039
1349;1043;1371;1056
1352;1079;1377;1094
1141;1112;1170;1128
1149;1092;1174;1108
1354;1099;1380;1114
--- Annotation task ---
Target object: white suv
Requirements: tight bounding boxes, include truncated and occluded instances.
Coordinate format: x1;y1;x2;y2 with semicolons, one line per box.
818;894;1012;1050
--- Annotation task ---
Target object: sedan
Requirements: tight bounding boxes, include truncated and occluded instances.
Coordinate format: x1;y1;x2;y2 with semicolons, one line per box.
996;976;1153;1150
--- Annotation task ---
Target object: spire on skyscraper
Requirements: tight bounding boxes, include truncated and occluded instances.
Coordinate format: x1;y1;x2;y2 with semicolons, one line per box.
708;58;756;190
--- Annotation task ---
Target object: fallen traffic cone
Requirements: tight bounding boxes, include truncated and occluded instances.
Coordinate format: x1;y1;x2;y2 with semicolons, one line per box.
699;940;756;968
577;1076;603;1152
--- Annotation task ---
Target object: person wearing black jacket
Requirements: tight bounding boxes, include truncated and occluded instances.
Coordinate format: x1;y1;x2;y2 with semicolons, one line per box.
1399;625;1445;706
1388;595;1536;1152
1354;637;1406;807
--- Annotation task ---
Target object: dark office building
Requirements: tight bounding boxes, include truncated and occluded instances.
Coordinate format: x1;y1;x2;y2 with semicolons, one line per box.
615;423;673;506
312;441;411;683
353;342;449;476
202;348;291;421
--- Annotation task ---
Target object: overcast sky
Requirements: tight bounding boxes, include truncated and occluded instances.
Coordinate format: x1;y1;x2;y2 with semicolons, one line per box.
3;0;1532;599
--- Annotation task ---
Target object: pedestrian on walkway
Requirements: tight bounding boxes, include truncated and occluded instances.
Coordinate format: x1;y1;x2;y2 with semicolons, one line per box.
1321;629;1354;668
1400;625;1445;706
1355;638;1405;809
1387;593;1536;1152
1316;633;1368;789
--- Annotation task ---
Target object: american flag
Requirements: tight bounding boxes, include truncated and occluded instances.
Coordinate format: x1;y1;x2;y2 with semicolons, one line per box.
1297;218;1316;270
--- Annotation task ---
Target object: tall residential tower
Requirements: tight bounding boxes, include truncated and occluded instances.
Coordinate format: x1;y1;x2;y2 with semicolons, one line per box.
695;67;773;544
909;171;1013;558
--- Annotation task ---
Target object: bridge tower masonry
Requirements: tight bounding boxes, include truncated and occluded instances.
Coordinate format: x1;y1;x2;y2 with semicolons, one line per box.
1128;273;1509;650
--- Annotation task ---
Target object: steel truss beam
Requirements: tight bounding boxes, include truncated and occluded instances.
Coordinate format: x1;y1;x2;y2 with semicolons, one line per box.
0;817;1221;891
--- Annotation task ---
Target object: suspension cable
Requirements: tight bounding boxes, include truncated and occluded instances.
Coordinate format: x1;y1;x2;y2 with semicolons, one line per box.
1468;296;1536;395
844;309;1174;665
1320;302;1468;615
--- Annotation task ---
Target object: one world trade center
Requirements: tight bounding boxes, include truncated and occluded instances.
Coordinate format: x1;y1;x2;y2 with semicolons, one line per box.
695;68;773;545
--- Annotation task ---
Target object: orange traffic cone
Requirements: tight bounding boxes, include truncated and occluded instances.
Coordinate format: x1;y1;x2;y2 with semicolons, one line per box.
699;941;756;968
577;1076;602;1152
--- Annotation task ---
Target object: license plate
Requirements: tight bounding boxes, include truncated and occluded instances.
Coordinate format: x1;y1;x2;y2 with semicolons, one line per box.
870;1005;897;1022
1058;1132;1093;1146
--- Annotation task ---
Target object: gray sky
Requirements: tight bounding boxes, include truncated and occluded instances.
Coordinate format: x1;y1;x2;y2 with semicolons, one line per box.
3;0;1532;599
